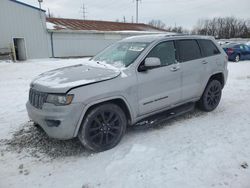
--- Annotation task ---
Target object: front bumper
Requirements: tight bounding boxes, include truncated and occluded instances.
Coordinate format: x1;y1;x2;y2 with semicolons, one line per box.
26;101;84;140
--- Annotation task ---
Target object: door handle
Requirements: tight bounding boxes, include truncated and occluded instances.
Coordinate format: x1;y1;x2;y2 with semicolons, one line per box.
202;60;208;64
170;66;180;72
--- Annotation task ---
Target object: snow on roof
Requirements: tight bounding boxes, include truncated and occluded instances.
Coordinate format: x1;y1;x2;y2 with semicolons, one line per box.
46;22;66;30
46;17;167;33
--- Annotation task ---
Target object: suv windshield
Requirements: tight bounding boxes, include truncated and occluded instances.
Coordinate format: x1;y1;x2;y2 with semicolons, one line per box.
93;42;149;67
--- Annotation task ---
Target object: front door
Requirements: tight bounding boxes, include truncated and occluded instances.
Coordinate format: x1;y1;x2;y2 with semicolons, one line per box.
136;41;182;116
243;45;250;59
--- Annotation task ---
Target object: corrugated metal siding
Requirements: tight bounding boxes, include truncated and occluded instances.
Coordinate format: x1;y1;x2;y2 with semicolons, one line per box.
52;32;133;57
0;0;50;59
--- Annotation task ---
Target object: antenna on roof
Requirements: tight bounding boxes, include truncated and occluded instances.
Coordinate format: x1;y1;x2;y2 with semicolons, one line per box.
38;0;43;9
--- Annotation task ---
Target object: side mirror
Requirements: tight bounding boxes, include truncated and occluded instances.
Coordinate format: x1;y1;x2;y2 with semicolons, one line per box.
139;57;161;72
145;57;161;67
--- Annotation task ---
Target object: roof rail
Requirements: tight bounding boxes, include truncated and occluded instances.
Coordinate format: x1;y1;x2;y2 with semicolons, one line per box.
165;33;190;37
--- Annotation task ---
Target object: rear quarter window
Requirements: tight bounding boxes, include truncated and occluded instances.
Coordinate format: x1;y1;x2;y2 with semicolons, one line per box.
198;39;221;57
176;39;202;62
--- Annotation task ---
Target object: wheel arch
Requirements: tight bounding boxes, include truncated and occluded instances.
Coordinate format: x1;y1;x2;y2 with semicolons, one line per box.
235;52;241;58
201;72;225;97
208;72;225;88
73;96;133;137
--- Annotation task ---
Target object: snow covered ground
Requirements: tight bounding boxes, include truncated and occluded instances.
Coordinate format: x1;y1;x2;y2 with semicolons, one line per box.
0;58;250;188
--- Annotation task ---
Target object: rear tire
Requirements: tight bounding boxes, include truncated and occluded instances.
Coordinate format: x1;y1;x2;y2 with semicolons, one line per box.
198;80;222;112
78;103;127;152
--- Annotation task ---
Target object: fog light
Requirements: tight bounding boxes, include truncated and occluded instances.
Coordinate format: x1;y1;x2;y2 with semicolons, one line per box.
45;120;61;127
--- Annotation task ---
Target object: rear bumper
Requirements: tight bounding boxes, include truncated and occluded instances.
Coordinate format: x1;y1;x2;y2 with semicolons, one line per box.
26;101;84;140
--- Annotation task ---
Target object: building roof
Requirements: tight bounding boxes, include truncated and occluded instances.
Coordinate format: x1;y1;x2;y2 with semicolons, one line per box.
9;0;46;12
46;18;166;32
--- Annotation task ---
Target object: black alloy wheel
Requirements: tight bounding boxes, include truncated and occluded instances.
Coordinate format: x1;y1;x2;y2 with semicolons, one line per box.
198;80;222;112
78;103;127;152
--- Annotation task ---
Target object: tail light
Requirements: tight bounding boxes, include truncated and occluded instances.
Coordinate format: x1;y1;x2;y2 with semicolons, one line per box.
227;48;234;55
225;55;228;69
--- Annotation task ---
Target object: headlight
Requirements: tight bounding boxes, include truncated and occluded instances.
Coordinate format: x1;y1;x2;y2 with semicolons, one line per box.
46;94;74;106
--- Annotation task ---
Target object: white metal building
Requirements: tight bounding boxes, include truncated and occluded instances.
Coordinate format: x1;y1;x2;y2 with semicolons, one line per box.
0;0;167;60
0;0;50;60
46;18;167;58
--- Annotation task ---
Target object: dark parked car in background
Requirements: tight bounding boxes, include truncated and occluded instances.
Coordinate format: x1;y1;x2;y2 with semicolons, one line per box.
222;43;250;62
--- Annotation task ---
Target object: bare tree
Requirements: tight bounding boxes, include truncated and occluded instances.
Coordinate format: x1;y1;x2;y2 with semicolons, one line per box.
166;26;189;34
148;19;166;29
192;17;250;38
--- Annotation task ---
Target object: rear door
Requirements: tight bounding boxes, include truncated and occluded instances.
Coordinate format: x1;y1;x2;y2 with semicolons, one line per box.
175;39;206;101
197;39;222;86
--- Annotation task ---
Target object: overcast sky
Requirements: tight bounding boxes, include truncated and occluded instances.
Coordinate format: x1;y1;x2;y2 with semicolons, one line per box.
21;0;250;29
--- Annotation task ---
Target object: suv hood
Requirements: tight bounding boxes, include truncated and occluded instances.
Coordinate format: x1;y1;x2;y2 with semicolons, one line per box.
31;62;121;93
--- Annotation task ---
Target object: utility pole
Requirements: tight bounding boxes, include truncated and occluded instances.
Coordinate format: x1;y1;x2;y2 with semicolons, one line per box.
81;2;87;20
135;0;141;23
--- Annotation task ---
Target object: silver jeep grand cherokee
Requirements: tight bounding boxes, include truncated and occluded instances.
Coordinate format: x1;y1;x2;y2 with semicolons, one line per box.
26;34;228;152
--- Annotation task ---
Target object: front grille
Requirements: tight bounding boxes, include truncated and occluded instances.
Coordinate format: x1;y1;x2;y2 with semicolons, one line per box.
29;88;48;109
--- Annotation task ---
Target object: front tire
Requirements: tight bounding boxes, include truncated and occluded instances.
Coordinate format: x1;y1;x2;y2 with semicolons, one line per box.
78;103;127;152
198;80;222;112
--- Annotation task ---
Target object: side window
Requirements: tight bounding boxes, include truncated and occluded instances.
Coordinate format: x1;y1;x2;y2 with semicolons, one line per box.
176;40;202;62
240;45;244;50
198;39;221;57
244;45;249;51
147;41;176;66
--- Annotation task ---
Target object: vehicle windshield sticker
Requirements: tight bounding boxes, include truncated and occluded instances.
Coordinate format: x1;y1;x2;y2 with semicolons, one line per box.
129;46;145;52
